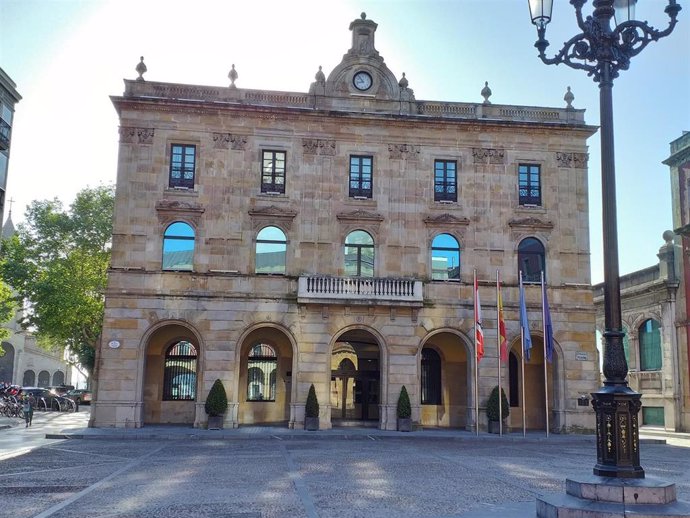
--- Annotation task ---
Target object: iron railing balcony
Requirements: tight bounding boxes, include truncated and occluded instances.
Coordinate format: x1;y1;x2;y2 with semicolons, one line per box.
298;276;423;306
0;119;10;151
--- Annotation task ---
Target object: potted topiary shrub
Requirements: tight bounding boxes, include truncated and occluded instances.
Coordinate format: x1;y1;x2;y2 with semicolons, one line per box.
486;385;509;434
397;385;412;432
304;383;319;431
205;378;228;430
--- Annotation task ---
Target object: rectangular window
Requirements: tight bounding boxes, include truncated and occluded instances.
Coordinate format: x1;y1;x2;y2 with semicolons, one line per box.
434;160;457;202
261;150;286;194
518;163;541;206
642;407;665;426
349;155;373;198
169;144;196;189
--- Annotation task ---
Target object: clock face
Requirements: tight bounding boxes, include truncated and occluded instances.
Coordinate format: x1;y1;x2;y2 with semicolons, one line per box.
353;71;373;91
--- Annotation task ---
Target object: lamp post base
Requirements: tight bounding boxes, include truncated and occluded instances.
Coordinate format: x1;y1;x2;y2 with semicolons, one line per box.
591;384;644;479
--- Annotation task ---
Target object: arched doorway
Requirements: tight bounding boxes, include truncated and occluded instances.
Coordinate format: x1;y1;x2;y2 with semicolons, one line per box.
0;342;15;384
418;331;470;428
237;326;294;426
508;335;556;431
143;323;200;425
330;329;381;425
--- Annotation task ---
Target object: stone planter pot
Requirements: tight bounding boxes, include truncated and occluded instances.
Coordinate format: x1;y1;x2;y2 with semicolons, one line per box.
305;416;319;431
397;417;412;432
207;415;224;430
488;420;504;434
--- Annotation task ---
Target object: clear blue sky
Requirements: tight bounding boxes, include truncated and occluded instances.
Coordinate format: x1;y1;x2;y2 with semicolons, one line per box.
1;0;689;283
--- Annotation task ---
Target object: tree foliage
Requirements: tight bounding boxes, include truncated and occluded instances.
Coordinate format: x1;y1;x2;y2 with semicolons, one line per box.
0;185;114;374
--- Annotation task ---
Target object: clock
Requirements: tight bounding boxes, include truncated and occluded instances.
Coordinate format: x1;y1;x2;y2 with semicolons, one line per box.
353;71;373;91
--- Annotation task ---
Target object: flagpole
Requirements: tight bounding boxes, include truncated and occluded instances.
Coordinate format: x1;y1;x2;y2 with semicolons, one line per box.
520;271;526;438
540;272;549;438
474;269;479;436
497;269;502;436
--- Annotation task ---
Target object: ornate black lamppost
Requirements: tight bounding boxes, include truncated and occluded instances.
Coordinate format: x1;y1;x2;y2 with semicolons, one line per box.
528;0;681;478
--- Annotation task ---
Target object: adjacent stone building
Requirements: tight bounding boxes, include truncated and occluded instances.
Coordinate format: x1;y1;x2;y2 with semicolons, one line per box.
593;233;680;429
0;67;21;224
666;130;690;431
92;14;599;431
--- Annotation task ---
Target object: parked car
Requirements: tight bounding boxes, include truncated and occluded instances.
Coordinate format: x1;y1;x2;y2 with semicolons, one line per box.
66;389;92;405
48;385;74;396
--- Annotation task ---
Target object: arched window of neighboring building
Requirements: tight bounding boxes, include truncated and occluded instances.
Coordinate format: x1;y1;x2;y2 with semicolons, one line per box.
344;230;374;277
52;371;65;386
23;370;35;386
639;319;661;371
518;237;545;283
162;222;195;271
421;348;442;405
247;344;277;402
38;370;50;387
509;351;519;407
431;234;460;281
256;226;287;274
163;341;197;400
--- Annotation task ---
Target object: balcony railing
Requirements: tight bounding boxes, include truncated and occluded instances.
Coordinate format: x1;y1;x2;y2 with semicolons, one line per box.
298;276;423;306
0;119;10;151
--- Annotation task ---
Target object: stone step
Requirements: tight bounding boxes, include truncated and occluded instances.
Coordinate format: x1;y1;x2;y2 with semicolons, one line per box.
537;492;690;517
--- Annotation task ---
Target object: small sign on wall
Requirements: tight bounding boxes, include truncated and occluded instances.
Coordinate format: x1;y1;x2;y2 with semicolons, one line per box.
576;352;588;361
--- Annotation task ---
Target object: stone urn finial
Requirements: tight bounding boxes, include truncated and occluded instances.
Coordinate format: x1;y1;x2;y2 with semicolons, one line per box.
481;81;492;105
228;64;238;89
564;86;575;110
399;72;408;89
135;56;147;82
315;65;325;85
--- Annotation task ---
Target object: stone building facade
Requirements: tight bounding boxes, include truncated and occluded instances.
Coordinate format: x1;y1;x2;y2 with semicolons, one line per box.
0;67;21;224
92;14;599;431
666;130;690;431
593;234;681;430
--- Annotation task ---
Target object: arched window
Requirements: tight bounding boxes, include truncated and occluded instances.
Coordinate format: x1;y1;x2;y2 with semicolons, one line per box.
639;319;661;371
256;226;287;274
421;348;441;405
344;230;374;277
52;371;65;386
23;370;35;386
163;341;197;400
431;234;460;280
162;222;195;271
518;237;545;283
38;370;50;387
247;344;277;401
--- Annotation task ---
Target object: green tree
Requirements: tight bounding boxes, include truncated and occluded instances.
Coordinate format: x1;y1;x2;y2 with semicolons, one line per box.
0;280;15;354
0;185;114;376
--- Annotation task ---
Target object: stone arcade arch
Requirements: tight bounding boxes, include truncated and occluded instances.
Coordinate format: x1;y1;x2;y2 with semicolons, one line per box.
507;334;562;431
329;327;385;427
142;322;202;426
234;324;295;427
417;329;472;429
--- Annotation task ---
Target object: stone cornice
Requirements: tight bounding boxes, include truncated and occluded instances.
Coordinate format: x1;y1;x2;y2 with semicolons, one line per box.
423;213;470;227
336;209;384;222
508;217;554;230
248;205;298;219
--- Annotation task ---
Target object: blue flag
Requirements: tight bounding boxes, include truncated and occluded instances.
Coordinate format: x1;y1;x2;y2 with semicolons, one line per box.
542;279;554;363
519;278;532;362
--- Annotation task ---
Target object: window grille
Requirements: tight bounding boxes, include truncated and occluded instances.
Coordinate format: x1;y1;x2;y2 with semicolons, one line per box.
247;343;277;401
163;341;197;401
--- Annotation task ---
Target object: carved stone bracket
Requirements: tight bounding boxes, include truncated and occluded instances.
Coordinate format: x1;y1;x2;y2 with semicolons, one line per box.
155;199;205;226
472;148;505;164
302;139;336;156
508;217;554;231
556;152;588;169
213;133;248;150
248;205;298;230
388;144;420;160
120;126;155;145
